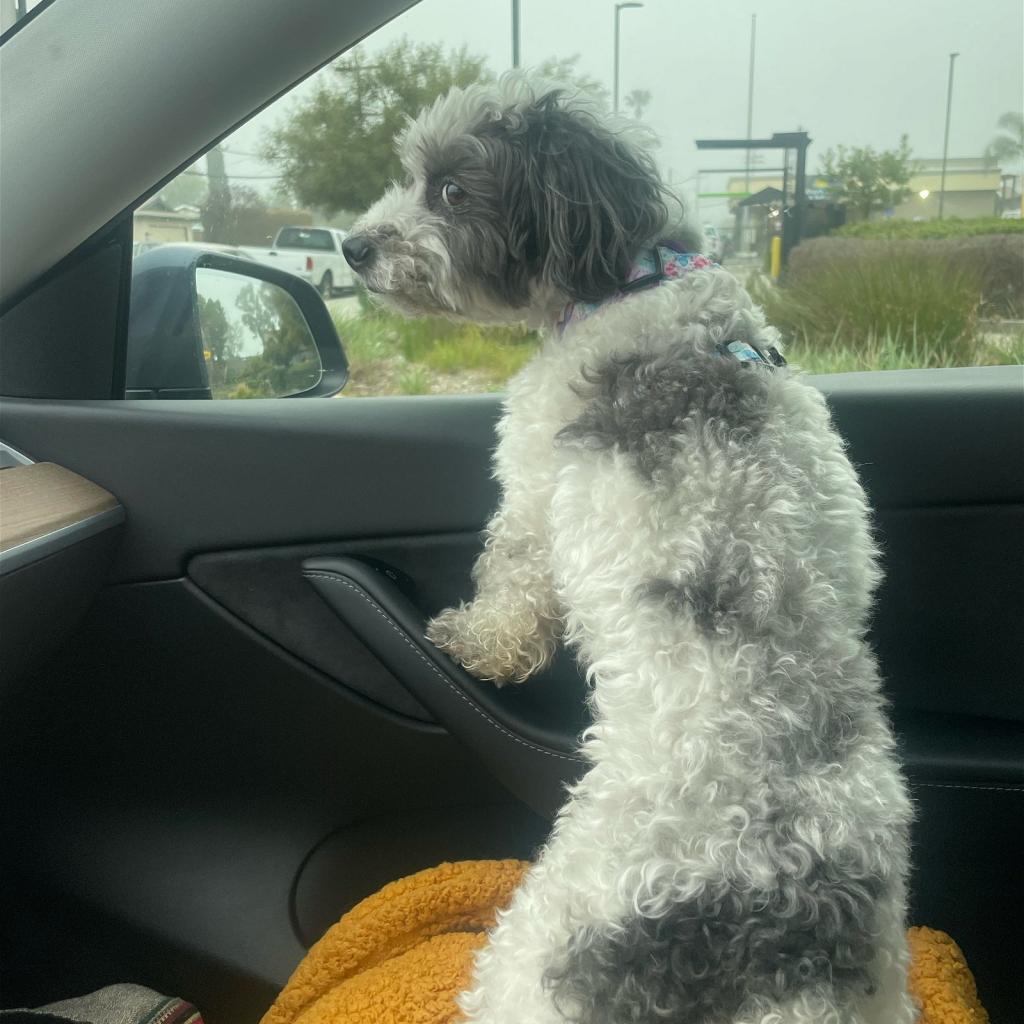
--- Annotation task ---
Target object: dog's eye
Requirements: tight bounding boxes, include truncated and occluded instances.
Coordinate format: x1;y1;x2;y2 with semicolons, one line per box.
441;181;467;207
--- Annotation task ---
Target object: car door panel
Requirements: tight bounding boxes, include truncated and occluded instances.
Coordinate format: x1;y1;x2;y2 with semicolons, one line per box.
1;366;1019;584
302;554;588;818
1;364;1021;1022
0;396;505;583
0;453;126;688
0;575;548;1021
187;539;591;747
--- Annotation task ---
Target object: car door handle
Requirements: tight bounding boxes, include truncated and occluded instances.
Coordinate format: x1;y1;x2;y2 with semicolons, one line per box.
302;556;587;817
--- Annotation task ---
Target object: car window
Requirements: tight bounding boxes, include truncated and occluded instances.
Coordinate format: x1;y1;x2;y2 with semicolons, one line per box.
130;0;1023;397
0;0;48;34
275;228;335;251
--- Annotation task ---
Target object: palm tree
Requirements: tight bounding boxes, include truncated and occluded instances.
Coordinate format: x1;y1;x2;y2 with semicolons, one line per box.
983;111;1023;168
623;88;652;120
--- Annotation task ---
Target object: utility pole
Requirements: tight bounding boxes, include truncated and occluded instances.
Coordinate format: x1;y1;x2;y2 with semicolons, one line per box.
745;14;756;196
742;14;757;252
938;51;959;220
512;0;521;68
205;145;231;244
613;3;643;114
1;0;27;34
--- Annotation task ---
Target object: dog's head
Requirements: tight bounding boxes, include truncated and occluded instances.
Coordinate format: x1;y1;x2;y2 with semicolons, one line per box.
344;77;672;322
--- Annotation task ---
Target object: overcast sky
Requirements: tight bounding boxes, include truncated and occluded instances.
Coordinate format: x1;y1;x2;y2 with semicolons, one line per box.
223;0;1023;223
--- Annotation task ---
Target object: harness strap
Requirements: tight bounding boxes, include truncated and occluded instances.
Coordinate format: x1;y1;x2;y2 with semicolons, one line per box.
555;243;786;372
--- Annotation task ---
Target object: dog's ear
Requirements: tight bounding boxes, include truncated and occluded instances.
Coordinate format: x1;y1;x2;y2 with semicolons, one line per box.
503;91;668;303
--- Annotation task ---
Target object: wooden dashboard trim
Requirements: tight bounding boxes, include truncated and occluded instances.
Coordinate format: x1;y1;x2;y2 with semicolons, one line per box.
0;463;123;571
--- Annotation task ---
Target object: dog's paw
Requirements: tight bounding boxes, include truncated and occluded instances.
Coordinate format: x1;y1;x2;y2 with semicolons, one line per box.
426;602;554;686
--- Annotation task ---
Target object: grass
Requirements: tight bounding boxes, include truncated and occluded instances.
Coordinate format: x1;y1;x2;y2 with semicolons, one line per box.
421;329;537;377
332;298;540;396
331;257;1021;396
398;366;432;395
784;325;1023;374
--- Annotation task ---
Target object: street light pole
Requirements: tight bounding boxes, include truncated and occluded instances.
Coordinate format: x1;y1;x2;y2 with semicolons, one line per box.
938;51;959;221
744;14;757;196
613;3;643;114
512;0;521;69
741;14;757;253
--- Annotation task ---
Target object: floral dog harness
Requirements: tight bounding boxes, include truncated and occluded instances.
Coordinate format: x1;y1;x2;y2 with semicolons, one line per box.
554;242;786;369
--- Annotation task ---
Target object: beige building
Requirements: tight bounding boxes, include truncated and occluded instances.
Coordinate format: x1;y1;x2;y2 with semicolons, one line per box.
133;201;202;244
894;157;1012;220
725;156;1020;223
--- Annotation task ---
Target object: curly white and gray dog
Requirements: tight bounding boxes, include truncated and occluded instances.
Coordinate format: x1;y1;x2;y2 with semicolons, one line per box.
344;76;917;1024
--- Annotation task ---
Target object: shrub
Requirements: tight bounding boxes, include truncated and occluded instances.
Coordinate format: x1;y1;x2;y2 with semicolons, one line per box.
752;232;1024;370
762;247;982;364
835;217;1024;240
785;233;1023;321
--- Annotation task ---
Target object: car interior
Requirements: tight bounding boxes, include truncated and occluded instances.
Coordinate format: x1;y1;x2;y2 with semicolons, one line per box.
0;2;1021;1023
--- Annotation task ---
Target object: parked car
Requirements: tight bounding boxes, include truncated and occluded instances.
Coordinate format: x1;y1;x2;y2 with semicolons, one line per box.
131;239;164;259
240;226;355;298
132;240;253;261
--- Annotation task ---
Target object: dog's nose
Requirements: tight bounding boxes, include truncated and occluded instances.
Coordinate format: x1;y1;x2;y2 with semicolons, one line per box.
343;234;375;271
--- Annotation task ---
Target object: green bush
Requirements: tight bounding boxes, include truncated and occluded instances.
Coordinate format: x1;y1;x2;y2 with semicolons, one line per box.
786;233;1023;320
759;250;982;364
835;216;1024;240
752;233;1024;371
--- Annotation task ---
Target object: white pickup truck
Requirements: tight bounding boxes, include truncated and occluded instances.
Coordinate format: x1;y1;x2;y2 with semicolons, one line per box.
239;226;355;297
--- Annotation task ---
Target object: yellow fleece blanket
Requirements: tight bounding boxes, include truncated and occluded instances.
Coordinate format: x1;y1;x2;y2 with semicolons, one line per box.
262;860;988;1024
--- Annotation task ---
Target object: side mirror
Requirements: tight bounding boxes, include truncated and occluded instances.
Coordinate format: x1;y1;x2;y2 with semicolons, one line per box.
126;245;348;399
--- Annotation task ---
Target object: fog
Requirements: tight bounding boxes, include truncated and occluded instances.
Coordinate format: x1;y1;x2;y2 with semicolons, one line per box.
223;0;1023;222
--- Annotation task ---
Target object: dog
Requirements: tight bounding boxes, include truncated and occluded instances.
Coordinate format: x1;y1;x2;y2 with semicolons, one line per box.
344;76;916;1024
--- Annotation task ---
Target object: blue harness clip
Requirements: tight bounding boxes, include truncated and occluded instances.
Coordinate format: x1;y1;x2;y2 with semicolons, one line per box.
724;341;765;363
718;340;787;370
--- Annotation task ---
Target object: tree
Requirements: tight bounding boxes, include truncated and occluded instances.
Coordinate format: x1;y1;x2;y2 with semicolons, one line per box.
983;111;1024;168
820;135;914;220
535;54;609;108
200;180;270;246
196;296;240;364
623;88;652;120
158;164;207;210
232;282;319;396
200;145;233;243
264;40;491;215
535;58;659;150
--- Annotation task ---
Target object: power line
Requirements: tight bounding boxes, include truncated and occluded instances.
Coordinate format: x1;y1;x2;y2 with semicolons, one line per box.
182;169;284;181
226;157;271;168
